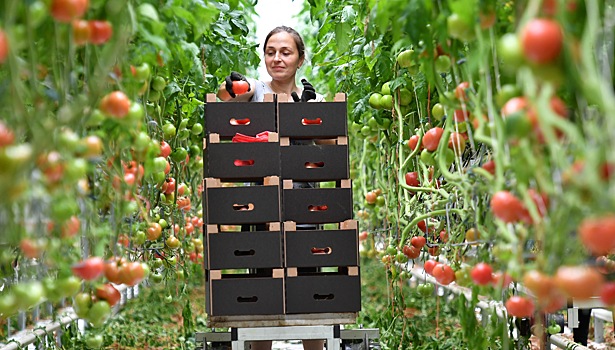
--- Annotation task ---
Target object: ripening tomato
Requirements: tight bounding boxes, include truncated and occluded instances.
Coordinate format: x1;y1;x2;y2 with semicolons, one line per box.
232;80;250;95
521;18;563;64
88;20;113;45
505;296;535;318
481;160;496;175
72;257;105;280
522;270;554;299
416;220;434;233
447;132;466;155
422;127;444;151
146;222;162;241
490;191;528;223
50;0;89;23
72;19;90;45
470;262;493;285
0;29;8;64
0;121;14;146
365;191;377;205
578;215;615;256
554;265;605;299
454;81;470;101
100;91;131;118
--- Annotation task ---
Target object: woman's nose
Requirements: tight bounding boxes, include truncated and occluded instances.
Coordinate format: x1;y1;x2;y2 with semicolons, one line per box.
273;52;282;61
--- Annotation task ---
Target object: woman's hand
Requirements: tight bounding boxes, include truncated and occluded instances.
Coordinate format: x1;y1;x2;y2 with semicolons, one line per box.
292;79;317;102
225;71;251;98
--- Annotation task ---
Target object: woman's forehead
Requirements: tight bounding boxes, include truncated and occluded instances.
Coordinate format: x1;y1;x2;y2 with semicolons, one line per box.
265;32;297;50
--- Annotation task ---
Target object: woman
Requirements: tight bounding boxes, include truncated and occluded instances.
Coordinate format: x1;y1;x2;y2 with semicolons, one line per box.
217;25;324;103
217;26;327;350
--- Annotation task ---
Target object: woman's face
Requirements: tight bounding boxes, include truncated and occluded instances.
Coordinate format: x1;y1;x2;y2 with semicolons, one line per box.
264;32;303;82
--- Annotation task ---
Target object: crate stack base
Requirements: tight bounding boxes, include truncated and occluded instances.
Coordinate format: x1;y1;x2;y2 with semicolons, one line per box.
204;92;360;328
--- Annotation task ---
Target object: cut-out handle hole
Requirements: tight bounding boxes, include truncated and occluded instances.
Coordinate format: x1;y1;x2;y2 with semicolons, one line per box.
234;159;255;167
237;296;258;303
310;247;332;255
313;293;334;301
301;118;322;125
304;161;324;169
308;205;328;212
230;118;251;125
233;203;255;211
234;249;256;256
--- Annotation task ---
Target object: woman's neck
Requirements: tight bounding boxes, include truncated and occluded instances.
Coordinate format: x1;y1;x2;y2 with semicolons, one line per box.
269;79;299;96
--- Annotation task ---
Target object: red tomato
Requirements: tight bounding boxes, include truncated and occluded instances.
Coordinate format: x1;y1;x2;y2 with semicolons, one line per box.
72;19;91;46
407;135;421;151
104;259;123;284
89;20;113;45
521;18;563;64
405;172;420;187
95;283;121;307
505;296;535;318
232;81;250;95
424;260;438;275
72;257;105;280
438;230;448;243
118;261;147;286
554;265;605;299
20;238;41;259
365;191;377;204
490;191;528;223
410;236;426;249
422;127;444;151
501;96;528;117
470;262;493;285
600;282;615;305
578;215;615;255
416;220;434;233
453;109;470;122
432;263;455;285
0;121;14;146
482;160;496;175
100;91;131;118
61;215;80;238
527;188;549;219
358;231;368;241
0;29;8;64
50;0;89;23
427;246;440;256
402;245;420;259
491;271;513;288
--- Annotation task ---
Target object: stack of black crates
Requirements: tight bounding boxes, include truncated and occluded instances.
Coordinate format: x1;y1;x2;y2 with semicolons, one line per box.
203;93;360;327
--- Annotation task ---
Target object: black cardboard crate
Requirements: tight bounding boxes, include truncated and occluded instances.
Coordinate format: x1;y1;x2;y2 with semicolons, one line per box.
285;272;361;314
205;177;280;225
284;221;358;268
205;94;276;138
206;229;283;270
282;183;353;224
280;143;348;181
278;94;347;138
205;139;280;180
207;270;285;316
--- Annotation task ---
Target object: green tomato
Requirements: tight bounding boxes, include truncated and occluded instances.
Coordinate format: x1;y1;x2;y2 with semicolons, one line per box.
498;33;525;70
431;103;445;121
148;90;161;102
57;276;82;298
177;129;191;140
134;63;151;82
418;282;435;296
369;93;382;109
447;13;475;41
191;123;203;135
439;148;456;167
396;49;415;68
547;324;561;335
386;245;397;256
28;1;47;28
127;102;145;123
65;158;88;182
504;113;532;139
43;278;64;303
133;230;147;245
179;118;189;130
379;94;393;110
420;149;436;166
150;271;163;284
165;295;174;304
395;252;408;264
73;293;92;318
495;84;521;109
87;300;111;328
0;292;18;317
152;76;167;92
367;117;379;131
134;131;151;152
162;123;176;139
151;156;168;173
381;82;391;96
379;118;391;130
360;125;372;137
399;88;413;106
171;147;188;163
434;55;452;73
149;171;166;185
13;282;44;310
85;334;104;349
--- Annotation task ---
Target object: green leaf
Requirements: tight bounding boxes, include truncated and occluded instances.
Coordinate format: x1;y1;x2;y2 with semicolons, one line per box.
335;22;352;53
137;3;160;22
